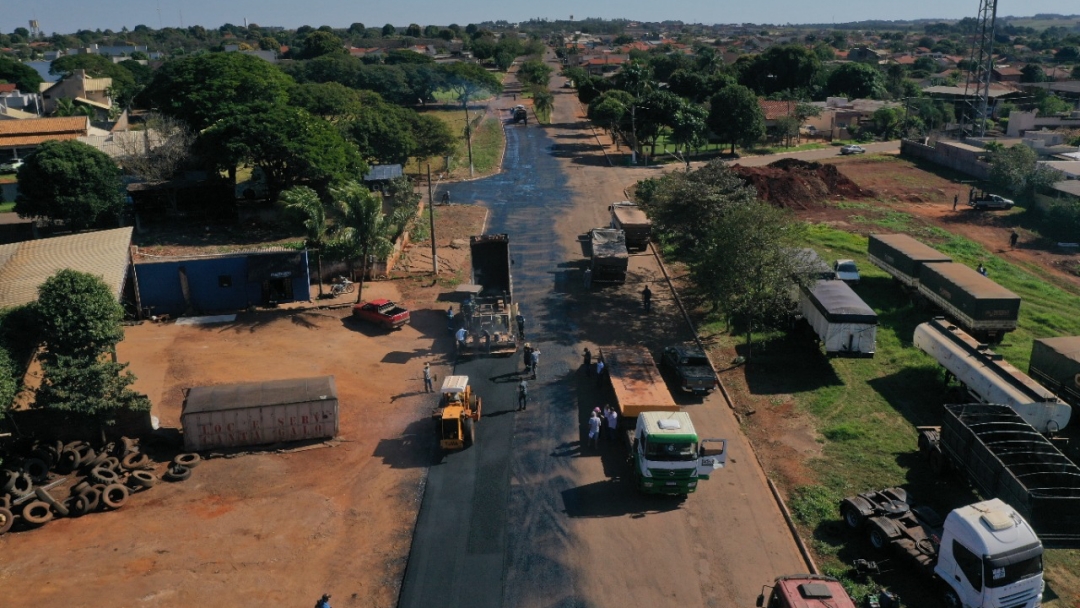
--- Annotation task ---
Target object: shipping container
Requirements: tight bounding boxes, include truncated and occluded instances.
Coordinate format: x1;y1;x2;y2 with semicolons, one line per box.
921;403;1080;548
1030;336;1080;408
917;262;1020;341
867;234;952;287
799;280;877;357
181;376;339;451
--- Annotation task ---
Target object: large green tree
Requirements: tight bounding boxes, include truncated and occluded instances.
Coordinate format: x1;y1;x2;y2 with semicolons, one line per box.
636;161;807;355
144;52;294;130
197;105;364;200
348;100;417;165
517;59;553;88
35;356;150;415
289;81;363;122
0;56;44;92
281;186;329;296
988;144;1063;197
826;62;886;99
297;30;344;59
708;85;766;154
15;140;123;231
738;45;822;96
36;269;125;360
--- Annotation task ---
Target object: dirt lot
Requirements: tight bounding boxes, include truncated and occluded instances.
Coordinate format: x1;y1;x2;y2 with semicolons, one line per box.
0;207;487;608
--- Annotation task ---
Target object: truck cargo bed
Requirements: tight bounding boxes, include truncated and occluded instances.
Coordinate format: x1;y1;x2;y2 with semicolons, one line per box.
601;346;677;419
937;404;1080;547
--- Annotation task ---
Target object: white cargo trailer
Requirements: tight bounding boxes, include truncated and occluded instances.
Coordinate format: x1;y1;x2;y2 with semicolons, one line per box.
799;280;877;357
181;376;339;451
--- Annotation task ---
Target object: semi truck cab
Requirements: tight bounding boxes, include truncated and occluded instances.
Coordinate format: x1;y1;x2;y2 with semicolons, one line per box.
630;411;725;495
934;500;1044;608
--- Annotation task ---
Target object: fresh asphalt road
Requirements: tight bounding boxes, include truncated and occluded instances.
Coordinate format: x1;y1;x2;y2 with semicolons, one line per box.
399;118;578;608
400;78;810;607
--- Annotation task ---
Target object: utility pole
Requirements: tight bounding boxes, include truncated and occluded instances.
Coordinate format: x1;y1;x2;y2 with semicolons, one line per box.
427;164;438;275
463;101;475;178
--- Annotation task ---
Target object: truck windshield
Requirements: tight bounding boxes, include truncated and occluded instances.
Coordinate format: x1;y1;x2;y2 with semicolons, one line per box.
984;543;1043;588
644;440;698;461
684;356;709;366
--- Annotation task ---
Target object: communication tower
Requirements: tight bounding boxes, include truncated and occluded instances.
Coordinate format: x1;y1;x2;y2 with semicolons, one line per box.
962;0;998;137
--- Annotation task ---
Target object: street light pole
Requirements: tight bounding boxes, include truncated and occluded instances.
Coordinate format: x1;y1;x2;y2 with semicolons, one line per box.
427;164;438;275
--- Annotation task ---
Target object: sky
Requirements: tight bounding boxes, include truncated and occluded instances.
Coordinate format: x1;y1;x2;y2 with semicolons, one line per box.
3;0;1079;36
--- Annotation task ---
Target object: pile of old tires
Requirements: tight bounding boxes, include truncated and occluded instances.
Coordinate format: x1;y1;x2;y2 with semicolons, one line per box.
0;437;201;536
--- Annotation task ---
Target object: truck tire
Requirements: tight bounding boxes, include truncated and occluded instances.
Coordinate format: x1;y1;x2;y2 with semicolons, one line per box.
0;507;13;534
57;448;80;472
119;436;137;457
929;450;949;475
22;500;53;526
80;488;101;512
66;495;90;518
943;588;962;608
164;464;191;482
34;487;69;517
100;456;121;472
81;449;108;470
101;484;129;510
72;481;90;495
841;503;865;529
90;466;120;485
173;453;201;468
5;472;32;498
128;471;158;489
868;522;889;550
121;453;151;471
463;418;475;447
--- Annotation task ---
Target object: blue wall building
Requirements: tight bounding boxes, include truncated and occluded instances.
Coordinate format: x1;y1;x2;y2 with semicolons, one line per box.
134;250;310;316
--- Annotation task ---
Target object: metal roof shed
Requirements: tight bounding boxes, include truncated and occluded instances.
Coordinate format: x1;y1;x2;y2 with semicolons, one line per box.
181;376;339;451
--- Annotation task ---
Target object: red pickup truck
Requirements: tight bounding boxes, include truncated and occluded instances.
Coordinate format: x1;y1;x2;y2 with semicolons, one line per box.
352;299;411;329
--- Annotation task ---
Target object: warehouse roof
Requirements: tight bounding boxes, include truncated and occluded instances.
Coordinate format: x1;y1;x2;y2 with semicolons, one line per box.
183;376;338;415
0;227;133;309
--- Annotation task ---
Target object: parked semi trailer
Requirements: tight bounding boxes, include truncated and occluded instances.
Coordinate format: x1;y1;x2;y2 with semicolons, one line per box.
841;487;1045;608
609;201;652;251
460;234;519;355
867;233;952;288
601;346;678;420
589;228;628;284
917;262;1020;343
798;279;877;357
913;317;1071;433
918;403;1080;548
1029;336;1080;408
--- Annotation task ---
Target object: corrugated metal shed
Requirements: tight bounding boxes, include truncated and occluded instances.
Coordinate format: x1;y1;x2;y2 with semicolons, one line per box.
184;376;337;415
0;227;132;309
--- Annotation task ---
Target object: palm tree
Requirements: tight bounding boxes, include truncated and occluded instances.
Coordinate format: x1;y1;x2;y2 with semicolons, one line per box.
281;186;329;297
531;87;554;123
331;181;393;302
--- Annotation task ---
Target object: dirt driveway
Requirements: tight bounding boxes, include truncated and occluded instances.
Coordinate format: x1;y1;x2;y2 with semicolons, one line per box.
0;204;487;608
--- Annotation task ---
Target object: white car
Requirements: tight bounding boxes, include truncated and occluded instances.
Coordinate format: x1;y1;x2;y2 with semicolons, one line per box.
839;145;866;155
834;259;860;284
0;159;23;173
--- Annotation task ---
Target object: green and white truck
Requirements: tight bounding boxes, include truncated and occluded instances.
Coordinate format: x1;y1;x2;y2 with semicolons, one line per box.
629;411;727;495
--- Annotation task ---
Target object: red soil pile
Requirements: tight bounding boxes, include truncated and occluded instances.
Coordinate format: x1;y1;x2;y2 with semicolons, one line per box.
731;158;874;210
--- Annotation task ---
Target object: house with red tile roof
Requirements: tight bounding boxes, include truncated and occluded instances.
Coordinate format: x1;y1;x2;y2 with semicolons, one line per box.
758;100;797;126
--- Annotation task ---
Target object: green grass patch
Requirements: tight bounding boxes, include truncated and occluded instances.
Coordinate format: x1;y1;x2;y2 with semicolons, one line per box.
0;202;15;212
743;142;829;155
784;220;1080;605
404;109;505;179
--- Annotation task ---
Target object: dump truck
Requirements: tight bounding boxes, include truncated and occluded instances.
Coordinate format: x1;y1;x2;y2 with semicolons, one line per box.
798;279;877;357
867;233;952;289
459;234;519;355
917;262;1021;343
918;403;1080;547
841;487;1045;608
755;575;857;608
1029;336;1080;408
913;317;1071;433
609;201;652;250
627;411;726;496
511;105;528;124
589;228;628;284
431;375;482;450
